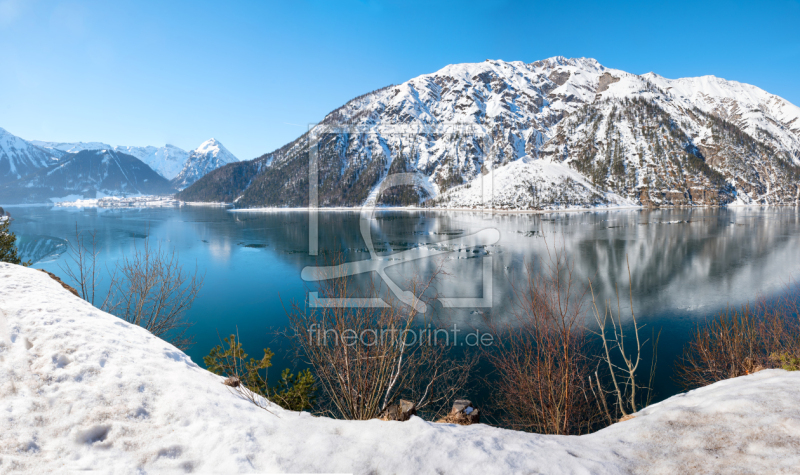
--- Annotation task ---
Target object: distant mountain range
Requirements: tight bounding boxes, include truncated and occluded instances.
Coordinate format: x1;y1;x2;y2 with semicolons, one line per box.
0;128;239;203
0;149;174;203
178;56;800;209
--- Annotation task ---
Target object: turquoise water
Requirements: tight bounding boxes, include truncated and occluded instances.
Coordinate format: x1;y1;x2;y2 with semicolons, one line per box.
8;205;800;402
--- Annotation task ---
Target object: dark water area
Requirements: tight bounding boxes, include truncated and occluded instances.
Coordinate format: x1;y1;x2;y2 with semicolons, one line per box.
8;204;800;409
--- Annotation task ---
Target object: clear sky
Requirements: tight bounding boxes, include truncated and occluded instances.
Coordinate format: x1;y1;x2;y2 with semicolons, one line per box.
1;0;798;160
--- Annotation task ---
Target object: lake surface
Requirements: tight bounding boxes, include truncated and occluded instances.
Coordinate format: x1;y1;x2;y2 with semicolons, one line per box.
8;205;800;403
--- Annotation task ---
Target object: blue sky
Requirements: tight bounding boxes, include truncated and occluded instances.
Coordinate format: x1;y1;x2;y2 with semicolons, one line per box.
1;0;798;160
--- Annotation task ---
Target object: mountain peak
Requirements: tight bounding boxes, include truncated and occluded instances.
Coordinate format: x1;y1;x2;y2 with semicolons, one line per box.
193;138;230;156
172;138;239;190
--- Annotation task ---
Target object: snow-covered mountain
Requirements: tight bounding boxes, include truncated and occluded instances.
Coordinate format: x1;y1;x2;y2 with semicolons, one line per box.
114;144;189;180
0;149;174;203
172;138;239;190
0;128;59;183
179;57;800;209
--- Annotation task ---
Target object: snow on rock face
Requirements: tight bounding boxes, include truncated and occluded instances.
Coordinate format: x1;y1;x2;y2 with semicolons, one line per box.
2;263;800;473
642;72;800;154
0;128;59;183
171;138;239;190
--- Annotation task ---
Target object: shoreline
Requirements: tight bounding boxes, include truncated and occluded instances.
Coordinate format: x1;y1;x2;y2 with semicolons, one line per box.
226;203;797;215
227;204;644;214
6;197;799;215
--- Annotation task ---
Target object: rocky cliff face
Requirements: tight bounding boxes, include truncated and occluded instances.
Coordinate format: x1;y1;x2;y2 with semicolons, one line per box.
179;57;800;209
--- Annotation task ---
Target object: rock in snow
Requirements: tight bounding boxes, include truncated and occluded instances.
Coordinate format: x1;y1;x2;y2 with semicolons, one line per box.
1;263;800;473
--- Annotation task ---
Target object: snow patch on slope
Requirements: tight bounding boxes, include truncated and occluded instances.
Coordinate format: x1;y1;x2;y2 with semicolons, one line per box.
439;156;636;210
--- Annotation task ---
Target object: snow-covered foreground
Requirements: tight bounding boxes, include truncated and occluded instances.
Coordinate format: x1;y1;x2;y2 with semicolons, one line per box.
1;264;799;474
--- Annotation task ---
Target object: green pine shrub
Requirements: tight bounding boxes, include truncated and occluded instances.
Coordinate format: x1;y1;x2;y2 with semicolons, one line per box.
770;352;800;371
204;334;316;411
0;217;31;266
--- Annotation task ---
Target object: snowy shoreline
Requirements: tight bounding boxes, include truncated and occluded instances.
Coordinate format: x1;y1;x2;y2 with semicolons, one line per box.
7;196;799;216
2;263;800;473
227;202;797;215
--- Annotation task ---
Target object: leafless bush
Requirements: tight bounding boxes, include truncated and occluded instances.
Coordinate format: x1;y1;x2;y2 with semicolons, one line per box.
588;258;659;422
483;243;603;435
62;224;203;350
675;281;800;390
285;255;474;420
60;225;110;307
105;238;203;351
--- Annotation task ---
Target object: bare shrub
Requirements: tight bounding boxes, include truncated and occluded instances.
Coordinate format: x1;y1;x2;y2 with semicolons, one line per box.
674;305;761;389
61;225;204;351
483;244;603;435
676;282;800;390
105;238;203;351
285;255;474;420
60;225;108;306
588;258;659;421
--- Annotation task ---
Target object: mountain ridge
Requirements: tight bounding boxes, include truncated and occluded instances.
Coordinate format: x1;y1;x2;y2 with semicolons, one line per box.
178;56;800;209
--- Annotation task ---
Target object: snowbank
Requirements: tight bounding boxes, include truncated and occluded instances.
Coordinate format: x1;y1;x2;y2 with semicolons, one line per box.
1;263;799;474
